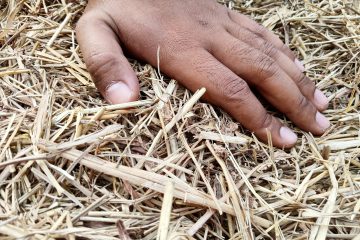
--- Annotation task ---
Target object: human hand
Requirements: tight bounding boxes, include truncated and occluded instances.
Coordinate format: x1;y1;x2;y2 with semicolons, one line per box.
76;0;330;148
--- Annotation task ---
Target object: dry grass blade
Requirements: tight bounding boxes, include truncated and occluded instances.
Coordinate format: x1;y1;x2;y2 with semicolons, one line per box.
1;0;359;239
156;181;174;240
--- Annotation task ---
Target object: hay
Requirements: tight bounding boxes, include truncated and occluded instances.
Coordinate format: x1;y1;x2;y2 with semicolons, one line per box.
0;0;359;239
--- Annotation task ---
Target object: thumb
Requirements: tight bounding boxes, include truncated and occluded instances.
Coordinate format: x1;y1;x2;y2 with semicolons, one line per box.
76;13;139;104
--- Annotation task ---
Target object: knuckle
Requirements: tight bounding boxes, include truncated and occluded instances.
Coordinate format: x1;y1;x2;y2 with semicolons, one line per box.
227;41;253;58
191;54;251;103
296;73;311;88
255;56;279;79
261;41;278;59
231;26;244;40
255;25;268;37
86;52;119;85
258;113;273;130
295;95;309;112
280;44;295;59
244;29;268;50
222;76;251;102
282;95;313;117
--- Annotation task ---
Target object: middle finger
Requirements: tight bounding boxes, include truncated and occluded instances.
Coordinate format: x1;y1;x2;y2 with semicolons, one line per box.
209;31;330;134
225;24;329;111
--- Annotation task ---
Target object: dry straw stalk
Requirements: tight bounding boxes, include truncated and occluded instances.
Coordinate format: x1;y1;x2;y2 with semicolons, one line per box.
0;0;360;239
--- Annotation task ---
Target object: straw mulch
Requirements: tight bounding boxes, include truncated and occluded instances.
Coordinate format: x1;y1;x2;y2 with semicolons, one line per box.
1;0;360;239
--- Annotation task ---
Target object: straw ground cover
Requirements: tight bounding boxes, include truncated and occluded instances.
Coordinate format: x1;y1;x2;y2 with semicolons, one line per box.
0;0;360;239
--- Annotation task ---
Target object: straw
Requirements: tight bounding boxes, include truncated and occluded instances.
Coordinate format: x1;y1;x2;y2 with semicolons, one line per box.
0;0;359;239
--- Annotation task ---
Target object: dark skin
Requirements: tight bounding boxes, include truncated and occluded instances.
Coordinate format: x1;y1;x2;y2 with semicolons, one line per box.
76;0;330;148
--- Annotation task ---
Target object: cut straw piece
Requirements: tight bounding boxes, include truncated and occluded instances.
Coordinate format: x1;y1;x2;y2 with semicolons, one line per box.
43;210;68;240
50;110;75;142
309;158;339;240
187;209;215;236
164;88;206;133
66;65;91;85
156;79;176;110
124;153;192;175
197;131;249;145
36;161;65;195
138;88;206;167
0;113;16;151
71;194;110;223
181;135;222;214
188;162;273;236
0;224;27;238
66;212;75;240
30;167;80;205
39;145;235;215
294;169;314;201
45;124;123;151
46;13;72;47
351;199;360;221
0;69;30;77
45;46;91;80
0;112;26;162
206;140;250;239
156;181;174;240
352;234;360;240
319;139;360;150
52;100;153;124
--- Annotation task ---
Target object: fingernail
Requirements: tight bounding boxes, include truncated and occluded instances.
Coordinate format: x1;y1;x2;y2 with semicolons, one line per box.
294;59;305;72
314;89;329;108
105;82;132;104
316;112;330;130
280;127;297;145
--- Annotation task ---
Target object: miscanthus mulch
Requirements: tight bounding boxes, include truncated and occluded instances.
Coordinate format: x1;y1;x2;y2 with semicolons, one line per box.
0;0;360;239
